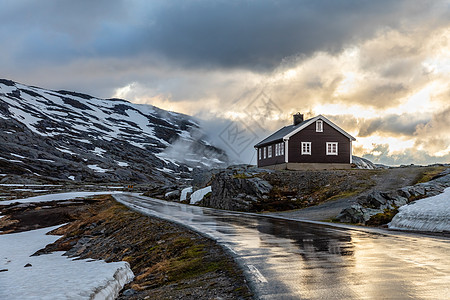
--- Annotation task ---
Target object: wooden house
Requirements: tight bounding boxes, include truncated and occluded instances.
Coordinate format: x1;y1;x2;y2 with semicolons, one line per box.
254;113;356;170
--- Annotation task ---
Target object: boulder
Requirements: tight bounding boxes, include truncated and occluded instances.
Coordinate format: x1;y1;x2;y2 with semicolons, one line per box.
359;192;387;209
200;167;273;211
337;171;450;225
336;204;383;224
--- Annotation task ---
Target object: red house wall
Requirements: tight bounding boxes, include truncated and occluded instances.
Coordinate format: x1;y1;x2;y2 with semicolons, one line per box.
256;141;285;167
288;122;350;164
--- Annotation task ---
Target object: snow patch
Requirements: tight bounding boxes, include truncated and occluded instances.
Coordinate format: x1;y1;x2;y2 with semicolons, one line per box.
0;225;133;300
0;83;17;94
0;191;123;205
56;147;77;155
155;153;180;166
92;147;106;156
180;187;193;201
0;156;23;163
74;139;91;144
68;175;75;180
117;161;129;167
88;164;111;173
36;158;55;163
13;189;48;192
157;167;174;173
190;186;212;204
10;153;27;159
8;107;44;136
128;141;146;149
389;187;450;232
0;184;62;187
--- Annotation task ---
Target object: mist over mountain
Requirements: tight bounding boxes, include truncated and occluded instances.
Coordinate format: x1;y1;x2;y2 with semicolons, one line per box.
0;79;228;184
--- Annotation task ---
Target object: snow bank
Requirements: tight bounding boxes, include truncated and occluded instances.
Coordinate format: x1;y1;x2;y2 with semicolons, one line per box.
0;225;133;299
0;191;123;205
389;187;450;232
190;186;212;204
180;187;193;201
91;266;135;300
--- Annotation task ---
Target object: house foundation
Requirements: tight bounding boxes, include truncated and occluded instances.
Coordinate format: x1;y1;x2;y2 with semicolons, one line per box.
261;163;352;171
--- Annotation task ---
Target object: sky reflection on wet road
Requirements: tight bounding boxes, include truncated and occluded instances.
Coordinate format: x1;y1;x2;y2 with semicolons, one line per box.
114;194;450;299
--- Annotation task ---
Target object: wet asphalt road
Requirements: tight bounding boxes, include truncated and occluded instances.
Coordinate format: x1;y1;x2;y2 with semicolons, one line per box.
114;194;450;300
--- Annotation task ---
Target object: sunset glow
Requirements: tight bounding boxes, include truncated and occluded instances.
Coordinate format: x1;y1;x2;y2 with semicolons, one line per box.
2;0;449;165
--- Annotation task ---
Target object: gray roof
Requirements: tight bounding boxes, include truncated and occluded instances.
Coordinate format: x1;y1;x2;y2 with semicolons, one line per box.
254;118;312;147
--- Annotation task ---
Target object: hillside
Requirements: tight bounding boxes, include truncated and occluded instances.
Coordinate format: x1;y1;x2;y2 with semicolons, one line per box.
0;79;228;185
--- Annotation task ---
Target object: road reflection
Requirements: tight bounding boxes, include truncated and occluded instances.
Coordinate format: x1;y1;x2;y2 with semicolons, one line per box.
116;194;450;299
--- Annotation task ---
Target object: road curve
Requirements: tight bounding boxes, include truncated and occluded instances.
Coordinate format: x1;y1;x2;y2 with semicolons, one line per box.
114;193;450;300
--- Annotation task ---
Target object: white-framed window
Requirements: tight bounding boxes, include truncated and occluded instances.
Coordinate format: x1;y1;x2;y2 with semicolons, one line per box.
258;148;262;160
268;145;272;158
316;120;323;132
301;142;311;155
275;144;279;156
326;142;338;155
263;147;267;159
280;143;284;155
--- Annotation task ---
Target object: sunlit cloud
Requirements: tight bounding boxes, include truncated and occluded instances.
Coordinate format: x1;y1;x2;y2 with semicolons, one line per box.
1;0;449;165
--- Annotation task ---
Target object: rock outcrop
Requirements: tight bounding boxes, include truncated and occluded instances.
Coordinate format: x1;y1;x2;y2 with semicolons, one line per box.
199;165;273;211
337;169;450;224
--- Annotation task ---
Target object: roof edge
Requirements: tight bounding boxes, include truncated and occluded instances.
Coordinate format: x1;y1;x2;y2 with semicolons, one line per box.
284;115;356;141
254;137;284;148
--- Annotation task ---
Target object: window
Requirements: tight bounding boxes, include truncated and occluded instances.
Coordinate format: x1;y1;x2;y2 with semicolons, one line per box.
316;120;323;132
326;142;338;155
268;145;272;158
258;148;261;160
301;142;311;155
280;143;284;155
275;144;279;156
263;147;267;159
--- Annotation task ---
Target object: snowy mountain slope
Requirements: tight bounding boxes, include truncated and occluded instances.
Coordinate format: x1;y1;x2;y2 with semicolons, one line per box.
0;79;228;183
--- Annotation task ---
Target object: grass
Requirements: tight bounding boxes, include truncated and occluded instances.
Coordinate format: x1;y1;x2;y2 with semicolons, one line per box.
41;196;251;298
165;238;224;281
253;170;378;212
232;173;253;179
366;208;399;226
325;190;360;202
412;166;447;184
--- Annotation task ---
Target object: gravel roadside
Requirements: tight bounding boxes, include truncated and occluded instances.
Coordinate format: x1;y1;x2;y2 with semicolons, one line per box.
266;167;436;221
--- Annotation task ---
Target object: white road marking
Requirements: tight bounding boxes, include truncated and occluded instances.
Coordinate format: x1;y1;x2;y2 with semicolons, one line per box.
248;265;268;283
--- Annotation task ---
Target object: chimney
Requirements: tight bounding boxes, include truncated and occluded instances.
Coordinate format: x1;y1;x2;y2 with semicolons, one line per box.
293;113;303;126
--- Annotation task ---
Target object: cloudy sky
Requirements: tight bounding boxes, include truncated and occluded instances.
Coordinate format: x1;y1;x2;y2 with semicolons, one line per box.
2;0;450;165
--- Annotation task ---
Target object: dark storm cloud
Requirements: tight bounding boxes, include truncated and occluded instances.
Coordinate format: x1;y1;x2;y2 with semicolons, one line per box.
1;0;441;70
0;0;128;67
95;0;428;70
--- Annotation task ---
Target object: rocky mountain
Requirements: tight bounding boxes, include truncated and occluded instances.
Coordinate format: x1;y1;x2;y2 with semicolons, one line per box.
352;155;379;169
0;79;228;184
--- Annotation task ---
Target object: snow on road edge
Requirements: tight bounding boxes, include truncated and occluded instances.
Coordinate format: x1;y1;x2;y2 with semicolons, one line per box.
389;187;450;232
